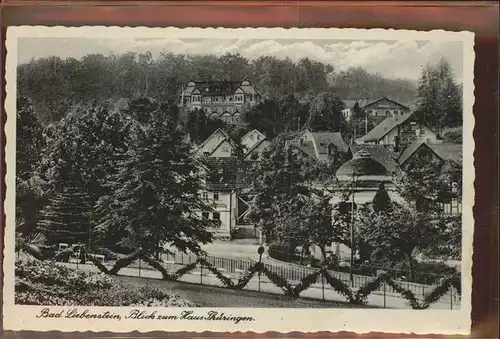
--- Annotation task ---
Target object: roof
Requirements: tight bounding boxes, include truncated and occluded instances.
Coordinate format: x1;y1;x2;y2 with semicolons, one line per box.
360;97;410;110
342;99;369;109
311;132;349;154
350;145;401;174
203;157;240;190
244;138;270;157
336;150;390;179
207;138;236;156
398;140;462;165
184;80;258;96
197;128;235;151
241;129;266;141
360;112;414;142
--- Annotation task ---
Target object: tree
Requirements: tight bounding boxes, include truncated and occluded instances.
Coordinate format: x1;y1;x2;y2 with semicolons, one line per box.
38;186;93;246
307;90;345;132
16;95;47;235
242;99;281;139
441;126;462;143
278;93;309;132
372;182;392;213
246;138;311;241
417;58;462;132
183;108;227;145
96;101;214;259
395;153;449;213
358;202;442;281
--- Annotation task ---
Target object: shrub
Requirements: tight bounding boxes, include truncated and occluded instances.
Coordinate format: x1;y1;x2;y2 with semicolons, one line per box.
268;242;300;262
15;258;196;307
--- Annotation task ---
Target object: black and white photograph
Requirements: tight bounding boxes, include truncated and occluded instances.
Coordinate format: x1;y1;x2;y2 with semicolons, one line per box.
3;27;474;334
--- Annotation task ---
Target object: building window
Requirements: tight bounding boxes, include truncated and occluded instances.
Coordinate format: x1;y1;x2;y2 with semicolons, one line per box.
212;212;221;227
213;192;219;200
222;147;229;152
202;192;208;200
202;212;209;220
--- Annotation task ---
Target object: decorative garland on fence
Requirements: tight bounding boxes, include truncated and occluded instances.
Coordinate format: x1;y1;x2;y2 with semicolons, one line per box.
87;249;146;275
86;249;461;309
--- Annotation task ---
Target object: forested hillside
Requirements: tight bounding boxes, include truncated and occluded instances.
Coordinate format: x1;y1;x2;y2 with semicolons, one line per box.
17;52;418;124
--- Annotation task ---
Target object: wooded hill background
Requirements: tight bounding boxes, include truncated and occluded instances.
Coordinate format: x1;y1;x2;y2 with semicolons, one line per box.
18;52;419;124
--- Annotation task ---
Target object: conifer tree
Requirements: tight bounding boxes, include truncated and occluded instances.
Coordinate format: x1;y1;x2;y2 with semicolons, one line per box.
38;186;92;246
372;182;392;213
16;95;47;235
97;101;214;258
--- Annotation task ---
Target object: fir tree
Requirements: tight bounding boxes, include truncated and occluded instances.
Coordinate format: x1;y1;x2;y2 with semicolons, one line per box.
16;95;47;235
372;182;392;213
417;58;462;131
97;101;213;258
38;186;93;246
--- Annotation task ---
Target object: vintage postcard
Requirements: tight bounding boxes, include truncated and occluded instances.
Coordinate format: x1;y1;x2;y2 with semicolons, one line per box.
3;26;474;334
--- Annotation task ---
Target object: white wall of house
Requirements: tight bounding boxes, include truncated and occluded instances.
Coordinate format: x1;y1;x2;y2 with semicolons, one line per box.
197;130;229;155
209;140;234;157
241;130;265;150
205;191;237;237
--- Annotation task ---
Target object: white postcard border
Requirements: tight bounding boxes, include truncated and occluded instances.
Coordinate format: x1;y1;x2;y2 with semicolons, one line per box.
3;26;475;334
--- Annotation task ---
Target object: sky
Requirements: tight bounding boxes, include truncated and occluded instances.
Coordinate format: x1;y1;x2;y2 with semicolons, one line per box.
17;38;464;82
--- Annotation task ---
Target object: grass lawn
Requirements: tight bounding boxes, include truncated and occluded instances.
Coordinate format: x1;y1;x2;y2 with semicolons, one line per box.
115;275;375;308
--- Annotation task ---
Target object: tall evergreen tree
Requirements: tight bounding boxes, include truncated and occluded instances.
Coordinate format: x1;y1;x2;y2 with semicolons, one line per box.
38;186;92;246
372;182;392;213
16;95;47;235
96;101;213;257
417;58;462;131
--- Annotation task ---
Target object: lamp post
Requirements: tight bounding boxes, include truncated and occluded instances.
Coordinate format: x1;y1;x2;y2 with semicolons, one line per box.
350;173;357;286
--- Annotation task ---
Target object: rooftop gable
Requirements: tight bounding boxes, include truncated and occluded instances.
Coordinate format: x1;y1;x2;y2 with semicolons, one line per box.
398;140;462;166
361;97;410;110
360;112;415;142
197;128;235;151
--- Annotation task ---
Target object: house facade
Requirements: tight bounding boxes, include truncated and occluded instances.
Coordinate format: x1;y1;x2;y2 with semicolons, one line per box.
240;129;266;152
356;112;438;150
361;97;411;124
196;128;236;157
287;129;349;162
179;80;262;124
398;140;462;215
245;139;272;161
202;157;240;240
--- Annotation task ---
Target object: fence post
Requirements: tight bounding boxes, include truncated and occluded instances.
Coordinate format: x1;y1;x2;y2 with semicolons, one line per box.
383;283;386;308
200;264;203;285
322;274;325;300
450;287;453;310
138;259;141;277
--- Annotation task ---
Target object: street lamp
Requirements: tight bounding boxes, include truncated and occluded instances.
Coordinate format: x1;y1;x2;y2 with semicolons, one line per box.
350;173;357;286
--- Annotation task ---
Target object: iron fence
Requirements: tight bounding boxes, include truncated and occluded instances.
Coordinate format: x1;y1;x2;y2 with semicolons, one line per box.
160;251;460;309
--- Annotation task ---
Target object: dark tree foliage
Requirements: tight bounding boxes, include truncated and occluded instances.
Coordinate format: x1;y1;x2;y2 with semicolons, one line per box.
372;183;392;213
307;90;345;132
16;95;47;235
417;58;462;131
19;52;418;124
38;186;93;246
242;99;282;139
246;138;312;240
330;67;417;104
96;100;214;256
41;103;131;204
184;108;228;145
